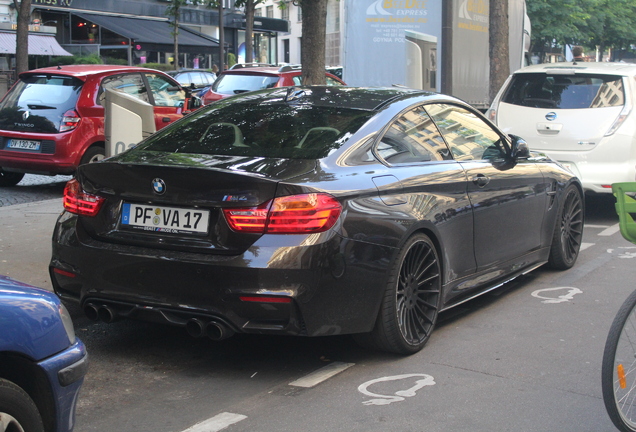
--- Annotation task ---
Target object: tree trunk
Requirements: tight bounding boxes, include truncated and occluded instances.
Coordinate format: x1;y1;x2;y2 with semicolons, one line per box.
489;0;509;101
301;0;327;85
14;0;31;75
219;3;225;71
173;11;179;70
244;0;255;63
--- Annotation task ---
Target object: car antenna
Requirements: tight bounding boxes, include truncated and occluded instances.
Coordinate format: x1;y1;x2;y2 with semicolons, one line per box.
57;65;62;70
285;87;305;102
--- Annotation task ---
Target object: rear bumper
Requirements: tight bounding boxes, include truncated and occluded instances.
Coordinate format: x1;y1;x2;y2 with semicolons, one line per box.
50;213;394;337
0;130;82;175
38;340;88;432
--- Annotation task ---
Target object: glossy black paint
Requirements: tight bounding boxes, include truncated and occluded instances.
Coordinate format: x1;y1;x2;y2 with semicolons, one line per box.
50;87;583;339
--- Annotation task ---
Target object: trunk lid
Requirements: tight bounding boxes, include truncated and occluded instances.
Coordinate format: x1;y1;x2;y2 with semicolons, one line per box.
76;153;317;255
497;102;622;152
497;72;627;152
0;74;83;133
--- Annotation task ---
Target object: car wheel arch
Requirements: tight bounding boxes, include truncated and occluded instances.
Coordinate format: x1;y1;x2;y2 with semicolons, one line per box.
0;353;55;430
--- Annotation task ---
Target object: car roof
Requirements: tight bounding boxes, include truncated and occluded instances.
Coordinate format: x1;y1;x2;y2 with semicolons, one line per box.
221;66;294;77
168;69;216;75
20;64;167;80
223;86;435;111
516;62;636;77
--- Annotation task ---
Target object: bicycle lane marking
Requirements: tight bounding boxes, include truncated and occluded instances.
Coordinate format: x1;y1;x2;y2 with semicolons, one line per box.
531;287;582;304
358;374;436;406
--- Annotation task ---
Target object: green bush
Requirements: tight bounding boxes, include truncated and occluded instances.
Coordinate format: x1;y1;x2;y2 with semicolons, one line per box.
139;62;175;71
227;53;236;68
48;54;103;66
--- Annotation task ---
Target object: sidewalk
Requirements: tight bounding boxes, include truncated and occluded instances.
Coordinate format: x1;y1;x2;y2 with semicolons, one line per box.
0;198;64;291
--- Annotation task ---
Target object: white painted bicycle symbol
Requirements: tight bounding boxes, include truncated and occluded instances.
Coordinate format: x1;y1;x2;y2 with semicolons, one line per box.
358;373;436;406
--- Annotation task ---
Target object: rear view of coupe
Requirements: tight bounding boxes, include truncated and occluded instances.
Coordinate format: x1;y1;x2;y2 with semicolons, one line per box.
50;86;583;354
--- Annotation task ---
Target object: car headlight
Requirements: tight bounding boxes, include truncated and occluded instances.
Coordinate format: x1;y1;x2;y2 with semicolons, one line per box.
58;303;76;345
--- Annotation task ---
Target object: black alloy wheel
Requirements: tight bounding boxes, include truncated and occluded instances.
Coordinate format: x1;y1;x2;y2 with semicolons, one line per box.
356;233;442;355
548;184;584;270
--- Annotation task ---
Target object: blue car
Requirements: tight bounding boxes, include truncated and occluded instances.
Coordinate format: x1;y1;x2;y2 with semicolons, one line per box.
0;275;87;432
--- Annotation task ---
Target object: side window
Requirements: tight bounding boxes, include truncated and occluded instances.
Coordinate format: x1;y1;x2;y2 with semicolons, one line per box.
376;105;451;165
144;73;186;108
326;76;343;86
426;104;505;161
100;73;149;105
292;76;302;86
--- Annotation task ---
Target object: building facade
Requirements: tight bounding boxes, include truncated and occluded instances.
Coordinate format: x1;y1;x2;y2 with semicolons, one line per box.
0;0;289;71
255;0;343;67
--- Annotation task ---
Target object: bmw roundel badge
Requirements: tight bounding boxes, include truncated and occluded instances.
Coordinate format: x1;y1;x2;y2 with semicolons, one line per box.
152;178;166;195
545;112;557;121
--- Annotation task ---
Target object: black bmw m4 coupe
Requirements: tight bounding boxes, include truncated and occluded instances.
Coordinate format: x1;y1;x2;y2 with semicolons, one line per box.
50;86;583;354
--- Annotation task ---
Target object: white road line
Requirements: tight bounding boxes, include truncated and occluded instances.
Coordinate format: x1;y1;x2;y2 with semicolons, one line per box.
580;242;594;251
289;361;355;388
181;412;247;432
585;224;610;229
598;223;620;236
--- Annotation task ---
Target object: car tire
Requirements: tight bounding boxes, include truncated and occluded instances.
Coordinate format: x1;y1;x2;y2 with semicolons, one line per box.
79;145;105;166
548;184;584;270
0;168;24;187
0;378;45;432
355;233;442;355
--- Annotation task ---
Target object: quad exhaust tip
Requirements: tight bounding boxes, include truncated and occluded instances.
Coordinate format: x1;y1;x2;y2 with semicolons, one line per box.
84;303;234;341
186;318;234;341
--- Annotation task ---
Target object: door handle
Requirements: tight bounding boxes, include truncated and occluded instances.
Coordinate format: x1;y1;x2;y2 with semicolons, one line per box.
472;174;490;187
162;117;171;123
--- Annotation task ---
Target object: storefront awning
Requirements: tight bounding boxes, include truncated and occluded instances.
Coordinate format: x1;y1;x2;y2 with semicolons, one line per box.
76;13;219;55
0;32;73;56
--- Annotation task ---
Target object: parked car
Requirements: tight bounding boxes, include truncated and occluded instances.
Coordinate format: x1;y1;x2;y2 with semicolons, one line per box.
0;274;87;431
0;64;202;187
50;86;583;355
201;64;345;105
487;62;636;194
166;69;217;98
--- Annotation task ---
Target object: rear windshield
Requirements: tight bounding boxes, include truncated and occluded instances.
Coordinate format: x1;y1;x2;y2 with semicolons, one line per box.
0;74;83;133
134;98;373;160
211;74;280;95
502;73;625;109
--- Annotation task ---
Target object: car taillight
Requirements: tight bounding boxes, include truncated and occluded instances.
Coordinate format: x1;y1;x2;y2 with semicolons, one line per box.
223;193;342;234
60;110;80;132
63;179;104;216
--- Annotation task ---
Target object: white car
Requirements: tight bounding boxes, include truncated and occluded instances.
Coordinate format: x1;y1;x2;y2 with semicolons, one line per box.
487;62;636;194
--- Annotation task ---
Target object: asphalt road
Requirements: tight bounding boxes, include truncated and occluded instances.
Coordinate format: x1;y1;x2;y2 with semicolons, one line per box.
0;174;71;207
0;179;628;432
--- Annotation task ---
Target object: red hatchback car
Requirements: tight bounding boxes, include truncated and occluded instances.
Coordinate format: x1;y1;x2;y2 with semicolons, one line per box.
201;64;345;105
0;65;198;186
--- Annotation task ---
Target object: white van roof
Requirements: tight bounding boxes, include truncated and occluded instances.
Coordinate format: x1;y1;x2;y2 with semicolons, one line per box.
516;62;636;77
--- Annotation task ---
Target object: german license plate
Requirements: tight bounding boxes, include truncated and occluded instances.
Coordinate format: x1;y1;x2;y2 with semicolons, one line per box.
121;203;210;234
7;139;40;150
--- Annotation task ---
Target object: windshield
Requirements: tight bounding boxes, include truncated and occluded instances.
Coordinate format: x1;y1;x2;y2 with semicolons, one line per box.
502;73;625;109
211;74;280;95
133;97;374;160
0;74;83;133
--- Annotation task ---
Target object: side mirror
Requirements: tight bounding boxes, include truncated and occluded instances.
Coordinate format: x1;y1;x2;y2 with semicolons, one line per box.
187;96;202;111
509;134;530;159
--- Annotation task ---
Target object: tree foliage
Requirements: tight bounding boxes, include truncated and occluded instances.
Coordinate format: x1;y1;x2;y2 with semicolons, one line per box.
526;0;636;59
